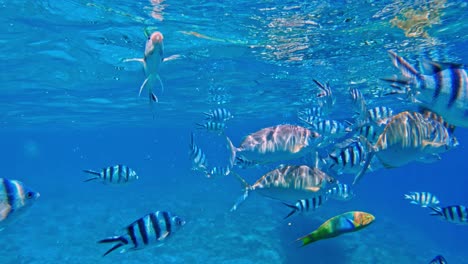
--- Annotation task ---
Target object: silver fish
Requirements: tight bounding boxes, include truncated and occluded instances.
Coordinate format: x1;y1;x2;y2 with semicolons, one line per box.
83;164;139;184
404;191;440;208
0;178;40;225
230;165;335;211
98;211;185;256
429;205;468;225
385;51;468;128
226;124;322;167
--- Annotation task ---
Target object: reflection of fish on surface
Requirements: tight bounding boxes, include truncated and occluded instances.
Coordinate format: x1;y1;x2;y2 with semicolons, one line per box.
98;211;185;256
124;31;180;105
384;50;468;128
354;111;458;184
296;211;375;246
226;124;322;167
230;165;335;211
0;178;40;226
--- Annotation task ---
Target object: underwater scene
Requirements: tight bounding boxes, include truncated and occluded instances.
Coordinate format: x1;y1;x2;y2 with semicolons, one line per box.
1;0;468;263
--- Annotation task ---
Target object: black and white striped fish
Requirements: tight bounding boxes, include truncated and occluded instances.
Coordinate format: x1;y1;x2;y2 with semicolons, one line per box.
298;106;324;119
404;191;440;207
326;183;355;201
196;121;226;133
204;108;234;122
356;123;383;145
366;106;394;124
429;255;447;264
283;195;328;219
83;165;138;184
306;119;352;138
98;211;185;256
313;79;335;111
189;133;208;172
205;166;230;178
429;205;468;225
349;87;367;117
0;178;40;224
385;51;468;128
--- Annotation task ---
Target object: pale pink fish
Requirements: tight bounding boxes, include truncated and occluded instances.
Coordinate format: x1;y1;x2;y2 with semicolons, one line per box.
124;31;179;103
226;124;322;167
354;111;458;184
230;165;336;211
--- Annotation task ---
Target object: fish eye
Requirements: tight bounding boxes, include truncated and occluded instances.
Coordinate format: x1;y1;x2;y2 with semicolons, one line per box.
175;217;184;226
26;192;34;199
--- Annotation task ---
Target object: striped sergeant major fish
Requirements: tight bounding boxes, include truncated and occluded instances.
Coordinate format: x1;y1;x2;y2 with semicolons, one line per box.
429;205;468;225
189;133;208;172
384;50;468;128
83;164;138;184
305;119;353;139
204;108;234;122
325;182;355;201
324;136;378;176
429;255;447;264
98;211;185;256
349;87;367;120
196;121;226;134
366;106;394;125
0;178;40;225
298;106;324;119
313;79;335;112
283;195;328;219
205;166;230;178
404;191;440;208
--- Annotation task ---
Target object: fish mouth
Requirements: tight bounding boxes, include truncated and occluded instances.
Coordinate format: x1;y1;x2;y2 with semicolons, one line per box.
150;32;164;43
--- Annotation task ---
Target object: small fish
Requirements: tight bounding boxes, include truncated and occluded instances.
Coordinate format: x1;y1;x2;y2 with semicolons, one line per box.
196;121;226;133
326;182;355;201
404;191;440;207
429;205;468;225
283;196;328;219
98;211;185;256
124;31;165;104
189;133;208;172
234;156;260;169
429;255;448;264
296;211;375;246
306;119;352;139
230;165;335;211
313;79;335;112
204;108;234;122
349;87;367;118
205;166;231;178
226;124;322;167
0;178;40;224
366;106;394;125
298;106;324;119
83;164;139;184
356;123;383;145
384;51;468;128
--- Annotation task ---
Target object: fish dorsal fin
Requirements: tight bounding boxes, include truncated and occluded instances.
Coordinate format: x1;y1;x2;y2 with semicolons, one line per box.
421;60;466;75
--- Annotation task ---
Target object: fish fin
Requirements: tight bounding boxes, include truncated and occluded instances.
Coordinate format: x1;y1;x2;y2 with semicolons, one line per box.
387;50;421;80
155;74;164;93
98;236;129;256
306;186;320;192
138;77;150;97
296;233;317;247
225;136;237;168
0;202;12;221
282;203;299;219
403;194;411;200
428;206;443;216
150;92;158;103
422;60;466;74
162;54;182;62
83;177;100;182
123;58;145;64
230;171;251;212
83;169;101;176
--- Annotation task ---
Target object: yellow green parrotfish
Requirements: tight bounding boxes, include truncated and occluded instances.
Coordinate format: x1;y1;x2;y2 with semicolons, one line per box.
296;211;375;246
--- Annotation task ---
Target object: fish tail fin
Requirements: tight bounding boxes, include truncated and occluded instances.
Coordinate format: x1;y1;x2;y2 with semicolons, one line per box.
282;202;299;219
225;136;237;168
387;50;421;80
98;236;128;256
83;170;101;182
230;171;251;212
429;206;443;216
353;137;376;185
296;232;318;247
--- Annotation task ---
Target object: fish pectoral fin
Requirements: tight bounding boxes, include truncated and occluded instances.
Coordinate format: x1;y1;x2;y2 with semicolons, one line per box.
162;54;182;62
421;140;445;149
417;154;441;163
122;58;145;64
0;202;12;221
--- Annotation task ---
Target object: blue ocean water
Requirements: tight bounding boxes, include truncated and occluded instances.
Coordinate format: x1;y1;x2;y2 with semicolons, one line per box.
1;0;468;263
